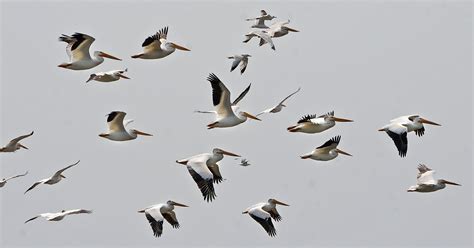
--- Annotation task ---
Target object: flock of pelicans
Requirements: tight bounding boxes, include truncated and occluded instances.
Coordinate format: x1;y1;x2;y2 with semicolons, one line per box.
1;9;462;239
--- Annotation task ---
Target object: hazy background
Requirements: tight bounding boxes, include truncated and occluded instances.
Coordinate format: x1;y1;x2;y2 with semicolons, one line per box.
1;1;472;247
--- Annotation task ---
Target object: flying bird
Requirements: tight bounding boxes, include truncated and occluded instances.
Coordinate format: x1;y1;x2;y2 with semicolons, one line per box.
0;131;33;153
138;200;188;238
228;54;251;74
407;164;460;192
58;33;121;70
131;27;190;59
0;171;28;188
257;87;301;116
176;148;240;202
204;73;260;129
246;10;276;29
86;69;130;83
242;198;289;237
378;115;441;157
264;20;299;38
24;160;79;194
237;158;251;167
99;111;152;141
300;136;352;161
194;83;251;115
25;209;92;223
287;111;353;133
243;30;275;50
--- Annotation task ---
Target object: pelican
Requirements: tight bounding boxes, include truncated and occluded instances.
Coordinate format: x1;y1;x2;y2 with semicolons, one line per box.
407;164;460;192
25;209;92;223
243;30;275;50
131;27;190;59
246;10;276;29
242;198;289;237
58;33;121;70
138;200;188;237
194;83;251;115
204;73;260;129
378;115;441;157
287;111;353;133
0;131;33;153
228;54;251;74
300;135;352;161
257;87;301;117
0;171;28;188
86;69;130;83
99;111;152;141
24;160;79;194
176;148;240;202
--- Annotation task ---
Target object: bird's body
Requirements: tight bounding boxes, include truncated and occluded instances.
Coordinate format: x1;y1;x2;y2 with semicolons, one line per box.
0;171;28;188
24;160;80;194
242;199;289;237
132;27;190;59
228;54;251;74
407;164;460;193
246;10;276;29
300;136;352;161
86;69;130;83
138;200;188;237
0;131;34;153
99;111;152;141
264;20;299;38
257;87;300;116
25;209;92;223
243;30;275;50
287;111;353;134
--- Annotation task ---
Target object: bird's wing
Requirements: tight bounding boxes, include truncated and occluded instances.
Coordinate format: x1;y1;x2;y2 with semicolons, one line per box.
64;209;93;216
187;159;216;202
256;108;273;117
230;56;242;72
142;27;167;54
278;87;301;105
145;208;164;237
106;111;127;133
8;131;34;146
59;33;94;62
385;124;408;157
268;207;282;222
240;57;249;74
207;163;224;184
232;84;251;106
207;73;234;118
24;180;45;194
53;160;80;178
417;164;436;184
249;207;276;237
315;135;341;153
124;119;135;127
5;171;28;181
161;210;180;228
254;31;275;49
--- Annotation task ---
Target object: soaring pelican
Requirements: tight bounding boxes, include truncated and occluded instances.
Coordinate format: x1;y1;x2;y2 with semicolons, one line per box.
0;131;33;153
257;87;301;117
300;136;352;161
138;200;188;238
25;209;92;223
228;54;251;74
24;160;80;194
242;199;289;237
287;111;353;133
131;27;190;59
176;148;240;202
58;33;121;70
205;73;260;129
243;30;275;50
407;164;460;192
99;111;152;141
86;69;130;83
378;115;441;157
246;10;276;29
0;171;28;188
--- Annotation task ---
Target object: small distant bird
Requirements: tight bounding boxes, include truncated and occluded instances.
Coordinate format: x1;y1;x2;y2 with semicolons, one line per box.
24;160;80;194
243;30;275;50
237;158;251;167
246;10;276;29
300;136;352;161
287;111;353;133
378;115;441;157
242;198;289;237
228;54;251;74
132;27;190;59
99;111;152;141
0;171;28;188
0;131;34;153
407;164;460;192
25;209;92;223
86;69;130;83
58;33;121;70
138;200;188;238
257;87;301;116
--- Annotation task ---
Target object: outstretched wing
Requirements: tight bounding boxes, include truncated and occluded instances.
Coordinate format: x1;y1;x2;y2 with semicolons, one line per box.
7;131;34;146
142;27;167;54
232;84;251;106
187;159;216;202
417;164;436;184
207;163;224;184
5;171;28;181
248;207;276;237
385;124;408;157
53;160;80;178
278;87;301;105
162;210;180;228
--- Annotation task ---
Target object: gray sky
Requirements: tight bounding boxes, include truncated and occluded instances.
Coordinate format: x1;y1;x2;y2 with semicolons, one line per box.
1;1;472;247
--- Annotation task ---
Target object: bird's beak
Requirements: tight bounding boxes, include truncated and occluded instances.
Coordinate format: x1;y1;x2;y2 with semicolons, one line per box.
119;74;130;79
220;149;241;157
242;210;249;214
137;209;146;213
300;154;311;159
171;43;191;51
19;144;29;150
274;199;290;206
243;112;261;121
420;118;441;126
336;148;352;156
443;180;461;186
331;117;353;122
86;75;95;83
99;52;122;60
61;175;66;179
378;128;385;131
172;202;189;207
98;133;109;138
134;130;153;136
176;159;188;165
286;27;299;32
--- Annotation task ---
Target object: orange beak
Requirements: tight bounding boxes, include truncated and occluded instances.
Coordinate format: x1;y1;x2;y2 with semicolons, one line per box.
336;148;352;156
99;52;122;60
219;149;241;157
171;43;191;51
420;118;441;126
134;130;152;136
331;117;353;122
243;112;261;121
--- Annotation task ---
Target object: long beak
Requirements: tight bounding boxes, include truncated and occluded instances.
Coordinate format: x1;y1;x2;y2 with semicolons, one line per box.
19;144;29;150
99;52;122;61
138;209;146;213
99;133;109;138
242;210;249;214
134;130;153;136
420;118;441;126
274;199;290;206
286;27;299;32
336;148;352;156
443;180;461;186
243;112;261;121
86;76;95;83
378;128;385;131
172;202;189;207
331;116;353;122
171;43;191;51
61;175;66;179
300;154;311;159
118;74;130;79
220;149;241;157
176;159;188;165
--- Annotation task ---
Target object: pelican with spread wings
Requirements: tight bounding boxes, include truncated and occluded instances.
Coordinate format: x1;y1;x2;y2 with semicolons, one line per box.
132;27;190;59
0;131;33;153
407;164;460;193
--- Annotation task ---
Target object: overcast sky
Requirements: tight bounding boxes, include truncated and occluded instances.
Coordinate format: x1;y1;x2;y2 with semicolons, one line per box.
0;1;472;247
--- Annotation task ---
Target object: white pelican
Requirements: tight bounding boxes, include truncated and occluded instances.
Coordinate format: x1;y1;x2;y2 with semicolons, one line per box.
0;131;33;153
228;54;251;74
300;135;352;161
99;111;152;141
0;171;28;188
242;198;289;237
131;27;190;59
25;209;92;223
205;73;260;129
58;33;121;70
407;164;460;192
86;69;130;83
246;10;276;29
176;148;240;202
24;160;79;194
194;83;251;115
243;30;275;50
287;111;353;133
378;115;441;157
264;20;299;38
257;87;301;117
138;200;188;237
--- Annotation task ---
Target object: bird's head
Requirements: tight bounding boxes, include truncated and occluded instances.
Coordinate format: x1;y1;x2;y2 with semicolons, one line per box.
86;74;97;83
212;148;241;157
268;198;290;206
167;200;189;208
